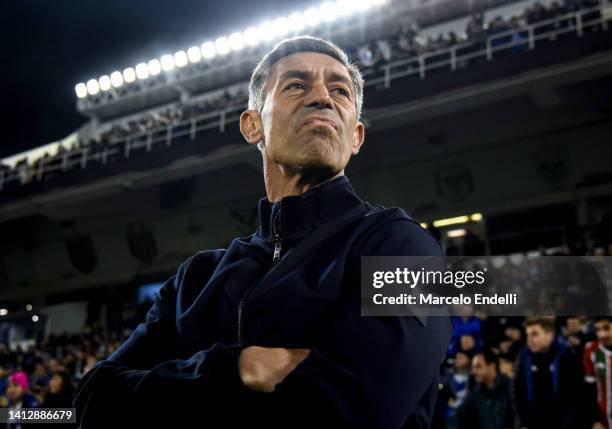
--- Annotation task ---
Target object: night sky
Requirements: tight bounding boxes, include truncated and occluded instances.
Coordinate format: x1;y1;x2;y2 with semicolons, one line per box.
3;0;316;158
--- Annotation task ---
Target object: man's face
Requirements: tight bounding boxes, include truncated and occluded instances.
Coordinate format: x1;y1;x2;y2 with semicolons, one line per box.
595;320;612;348
6;381;23;401
471;355;494;384
526;324;554;353
243;52;364;176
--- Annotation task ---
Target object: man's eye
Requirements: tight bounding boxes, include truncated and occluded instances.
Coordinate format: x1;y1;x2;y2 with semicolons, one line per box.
334;87;350;97
286;82;304;90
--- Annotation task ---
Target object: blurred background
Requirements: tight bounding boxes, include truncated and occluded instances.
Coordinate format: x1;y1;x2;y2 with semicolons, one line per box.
1;0;611;427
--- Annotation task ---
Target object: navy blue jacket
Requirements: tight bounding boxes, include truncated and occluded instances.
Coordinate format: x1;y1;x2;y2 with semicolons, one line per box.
74;175;453;428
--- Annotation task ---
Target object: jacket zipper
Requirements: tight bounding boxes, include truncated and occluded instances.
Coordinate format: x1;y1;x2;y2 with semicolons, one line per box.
272;199;283;262
237;199;283;343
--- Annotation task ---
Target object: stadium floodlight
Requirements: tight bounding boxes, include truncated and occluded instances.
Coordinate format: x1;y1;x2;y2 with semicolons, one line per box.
215;37;231;55
288;12;305;32
148;59;162;75
75;83;88;98
243;27;259;46
273;17;289;37
26;304;33;311
86;79;100;95
258;21;276;42
174;50;188;67
123;67;136;83
372;0;387;4
110;71;124;87
304;7;320;27
0;309;8;316
201;41;216;59
136;62;150;79
319;2;338;22
187;46;202;63
99;75;112;91
160;55;175;71
32;314;39;322
228;32;244;51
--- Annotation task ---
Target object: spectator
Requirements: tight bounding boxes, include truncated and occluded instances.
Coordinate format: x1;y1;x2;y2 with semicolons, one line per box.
514;317;584;429
583;316;612;429
454;349;515;429
6;371;39;429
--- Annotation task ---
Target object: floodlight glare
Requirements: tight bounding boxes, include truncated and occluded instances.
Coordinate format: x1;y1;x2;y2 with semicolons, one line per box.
258;21;275;41
273;17;289;37
98;75;111;91
110;71;124;87
136;63;150;79
201;41;216;59
160;55;175;71
229;32;244;51
174;50;188;67
86;79;100;95
354;0;372;11
75;83;88;98
243;27;260;46
304;8;321;27
320;2;338;22
215;37;230;55
146;59;161;75
187;46;202;63
336;0;355;16
288;12;305;31
123;67;136;83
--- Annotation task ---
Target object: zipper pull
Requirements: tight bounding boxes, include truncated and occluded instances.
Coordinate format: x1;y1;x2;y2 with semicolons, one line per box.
272;199;283;262
273;238;281;262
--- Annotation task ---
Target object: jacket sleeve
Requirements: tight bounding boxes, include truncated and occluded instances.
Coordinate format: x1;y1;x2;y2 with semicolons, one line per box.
73;255;243;428
513;351;530;428
75;219;452;428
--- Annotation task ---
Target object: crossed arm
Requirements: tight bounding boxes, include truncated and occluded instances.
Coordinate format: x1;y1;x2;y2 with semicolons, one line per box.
74;220;451;428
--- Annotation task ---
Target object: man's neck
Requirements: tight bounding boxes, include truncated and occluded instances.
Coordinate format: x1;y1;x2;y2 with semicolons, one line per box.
263;159;344;202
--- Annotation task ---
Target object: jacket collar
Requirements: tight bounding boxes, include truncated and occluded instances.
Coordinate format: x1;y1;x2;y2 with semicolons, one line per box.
255;175;364;243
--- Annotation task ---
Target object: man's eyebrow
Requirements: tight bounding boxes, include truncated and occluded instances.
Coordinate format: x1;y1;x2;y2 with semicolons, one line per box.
278;70;353;90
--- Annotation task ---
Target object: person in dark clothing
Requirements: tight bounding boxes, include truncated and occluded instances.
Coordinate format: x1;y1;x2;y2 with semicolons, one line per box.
454;349;514;429
39;370;76;428
74;36;453;429
514;317;583;429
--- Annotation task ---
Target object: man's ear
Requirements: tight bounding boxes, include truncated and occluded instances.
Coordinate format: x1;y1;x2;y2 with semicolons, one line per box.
240;109;264;146
351;120;365;155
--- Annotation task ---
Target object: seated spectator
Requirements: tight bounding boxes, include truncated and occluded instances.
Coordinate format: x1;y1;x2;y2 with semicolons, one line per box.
454;349;515;429
6;371;39;409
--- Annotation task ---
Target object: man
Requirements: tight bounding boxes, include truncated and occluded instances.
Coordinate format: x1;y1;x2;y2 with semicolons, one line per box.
454;349;514;429
74;36;452;428
514;316;583;429
584;316;612;429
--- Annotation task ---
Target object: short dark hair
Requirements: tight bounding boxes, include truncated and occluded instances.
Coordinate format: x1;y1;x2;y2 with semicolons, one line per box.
248;35;364;120
475;349;499;369
594;316;612;324
525;316;556;333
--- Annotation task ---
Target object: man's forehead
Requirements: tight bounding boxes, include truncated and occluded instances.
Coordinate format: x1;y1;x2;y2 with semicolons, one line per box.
269;51;351;82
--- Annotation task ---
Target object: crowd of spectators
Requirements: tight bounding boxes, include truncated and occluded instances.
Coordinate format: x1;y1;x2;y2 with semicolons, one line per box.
1;0;606;193
353;0;604;68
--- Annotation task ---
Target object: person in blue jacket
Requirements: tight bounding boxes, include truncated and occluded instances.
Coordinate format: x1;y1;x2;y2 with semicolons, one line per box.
74;35;453;429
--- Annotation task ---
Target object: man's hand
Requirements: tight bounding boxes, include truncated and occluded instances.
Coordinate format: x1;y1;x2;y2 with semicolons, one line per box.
239;346;310;392
592;422;606;429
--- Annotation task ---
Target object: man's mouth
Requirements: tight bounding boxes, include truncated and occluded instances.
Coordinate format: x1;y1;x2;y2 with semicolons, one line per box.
302;117;337;130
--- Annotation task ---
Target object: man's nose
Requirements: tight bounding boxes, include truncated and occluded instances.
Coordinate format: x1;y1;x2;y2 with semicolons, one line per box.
306;82;333;110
